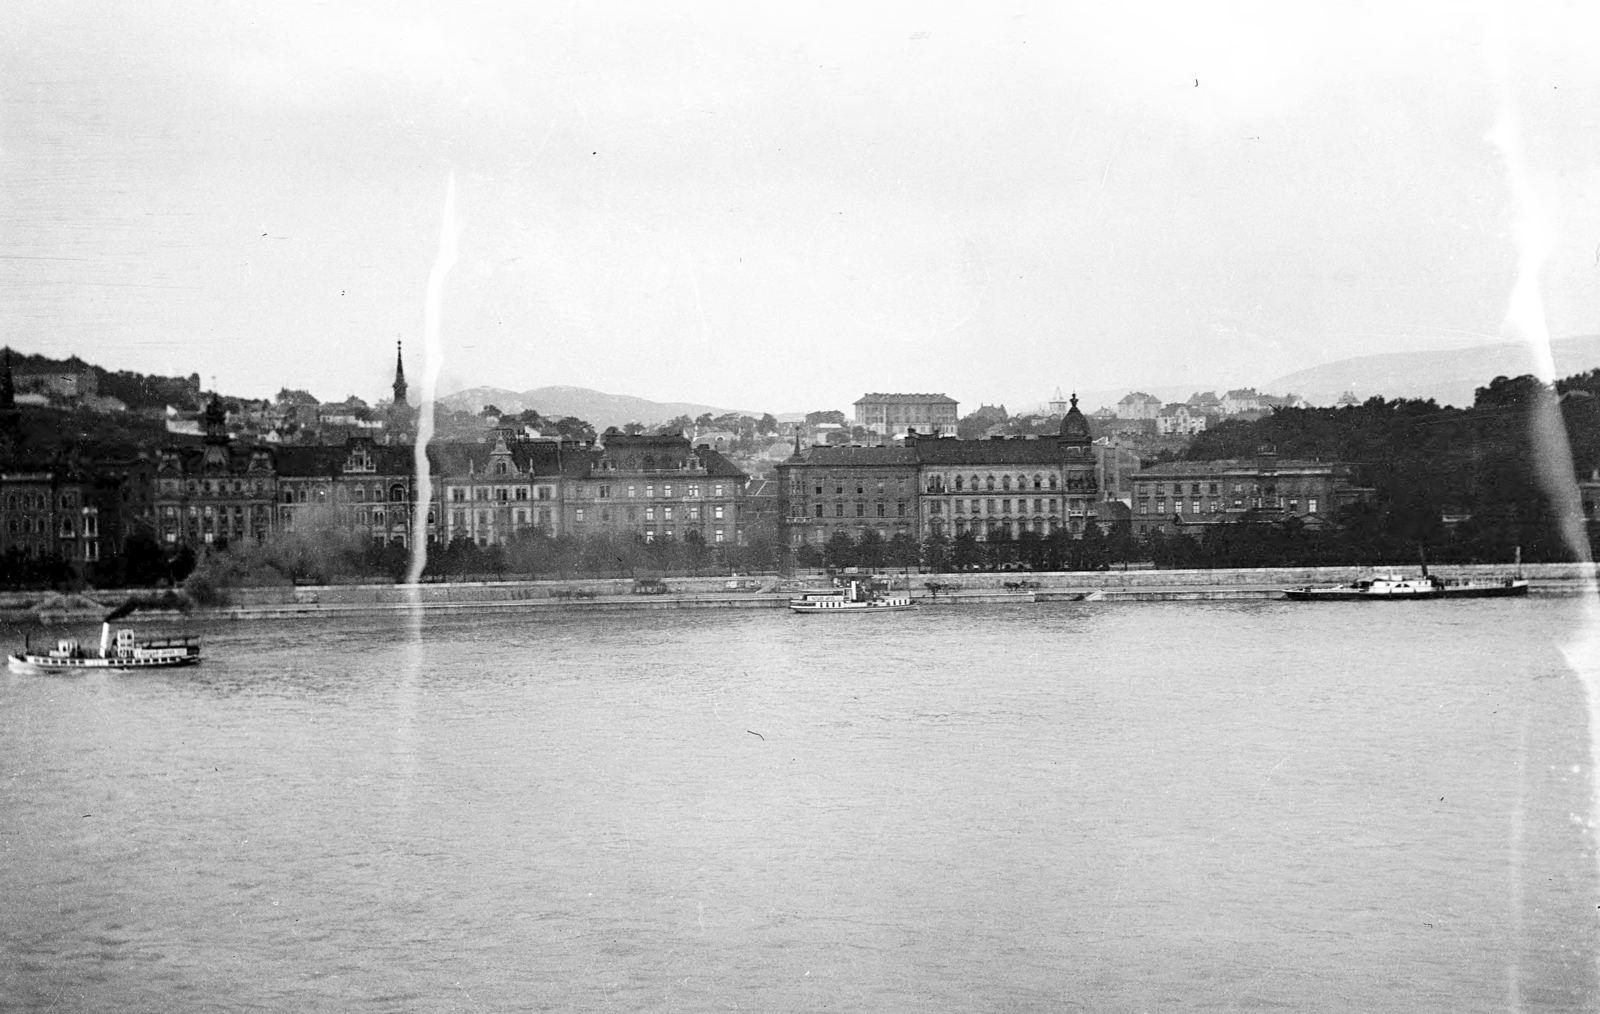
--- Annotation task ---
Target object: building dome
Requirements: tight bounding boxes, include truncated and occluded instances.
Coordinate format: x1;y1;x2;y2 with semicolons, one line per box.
1059;393;1090;444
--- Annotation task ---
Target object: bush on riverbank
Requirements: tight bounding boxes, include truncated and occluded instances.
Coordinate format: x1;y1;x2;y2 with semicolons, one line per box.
183;508;405;603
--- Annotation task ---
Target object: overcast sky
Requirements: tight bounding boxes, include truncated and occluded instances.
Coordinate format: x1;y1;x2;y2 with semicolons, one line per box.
3;1;1598;414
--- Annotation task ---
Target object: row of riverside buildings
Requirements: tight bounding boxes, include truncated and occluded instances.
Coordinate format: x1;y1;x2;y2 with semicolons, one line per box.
1;339;1391;577
0;352;757;572
776;395;1375;546
151;401;753;552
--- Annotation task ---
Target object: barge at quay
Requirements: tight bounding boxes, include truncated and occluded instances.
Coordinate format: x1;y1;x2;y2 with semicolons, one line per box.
1283;571;1528;601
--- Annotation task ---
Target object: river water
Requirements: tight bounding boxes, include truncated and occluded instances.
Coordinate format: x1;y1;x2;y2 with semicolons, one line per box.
2;600;1597;1012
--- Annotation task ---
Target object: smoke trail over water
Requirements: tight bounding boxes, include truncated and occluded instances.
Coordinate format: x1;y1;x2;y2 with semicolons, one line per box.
407;174;459;586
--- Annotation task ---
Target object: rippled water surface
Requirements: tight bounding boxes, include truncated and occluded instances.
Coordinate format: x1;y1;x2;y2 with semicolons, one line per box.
3;600;1598;1012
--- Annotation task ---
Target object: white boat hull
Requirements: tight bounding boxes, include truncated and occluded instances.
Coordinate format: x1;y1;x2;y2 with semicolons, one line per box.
789;596;913;613
1284;578;1529;601
8;653;202;675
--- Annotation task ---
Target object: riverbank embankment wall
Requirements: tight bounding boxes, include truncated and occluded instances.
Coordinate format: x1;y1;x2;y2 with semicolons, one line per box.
1;562;1591;623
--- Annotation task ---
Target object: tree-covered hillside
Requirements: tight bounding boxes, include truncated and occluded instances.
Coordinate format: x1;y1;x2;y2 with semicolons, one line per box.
1175;371;1600;564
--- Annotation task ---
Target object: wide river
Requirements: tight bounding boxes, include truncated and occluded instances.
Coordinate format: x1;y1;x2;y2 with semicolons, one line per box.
3;600;1599;1012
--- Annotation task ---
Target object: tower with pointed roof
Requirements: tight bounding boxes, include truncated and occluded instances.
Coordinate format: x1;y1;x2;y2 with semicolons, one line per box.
385;340;416;442
393;340;408;407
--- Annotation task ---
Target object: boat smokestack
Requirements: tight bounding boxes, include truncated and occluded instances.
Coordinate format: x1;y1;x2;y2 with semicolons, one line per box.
100;623;111;657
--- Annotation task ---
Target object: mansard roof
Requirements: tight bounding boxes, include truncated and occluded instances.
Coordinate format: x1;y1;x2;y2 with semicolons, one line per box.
779;436;1101;468
1134;457;1352;478
789;445;921;467
156;442;275;476
425;440;589;479
910;435;1088;465
693;447;748;479
274;441;412;477
853;393;958;405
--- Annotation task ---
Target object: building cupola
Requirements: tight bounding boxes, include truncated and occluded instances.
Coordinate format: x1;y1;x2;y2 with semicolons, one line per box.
1059;392;1091;445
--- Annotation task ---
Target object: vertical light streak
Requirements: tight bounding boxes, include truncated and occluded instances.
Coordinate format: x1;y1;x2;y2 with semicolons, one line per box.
1507;711;1528;1011
391;175;458;838
1483;7;1600;997
407;174;459;586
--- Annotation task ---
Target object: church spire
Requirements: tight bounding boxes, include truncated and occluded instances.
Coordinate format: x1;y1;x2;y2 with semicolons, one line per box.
392;340;408;406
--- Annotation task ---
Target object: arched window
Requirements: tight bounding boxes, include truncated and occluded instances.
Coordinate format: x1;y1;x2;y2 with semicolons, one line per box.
1049;475;1059;490
1001;475;1011;490
954;475;964;490
495;462;507;475
354;487;365;502
985;475;995;491
1033;474;1042;489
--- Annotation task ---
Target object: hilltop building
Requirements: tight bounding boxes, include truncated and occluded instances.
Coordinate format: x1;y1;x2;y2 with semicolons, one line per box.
853;393;959;439
1221;389;1263;415
1116;392;1163;420
1155;403;1207;436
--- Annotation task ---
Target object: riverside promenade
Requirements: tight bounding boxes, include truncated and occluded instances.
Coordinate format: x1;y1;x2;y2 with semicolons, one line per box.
0;562;1587;624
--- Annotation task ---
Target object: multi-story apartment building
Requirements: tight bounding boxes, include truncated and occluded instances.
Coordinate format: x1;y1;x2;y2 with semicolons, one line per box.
154;397;277;548
853;393;959;439
1128;454;1373;537
564;433;748;547
912;400;1099;540
780;395;1103;546
0;468;115;566
779;444;922;548
276;438;425;546
432;436;578;547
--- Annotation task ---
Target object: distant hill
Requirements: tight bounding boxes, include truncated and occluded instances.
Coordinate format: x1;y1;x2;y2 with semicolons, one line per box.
436;385;757;429
1264;335;1600;408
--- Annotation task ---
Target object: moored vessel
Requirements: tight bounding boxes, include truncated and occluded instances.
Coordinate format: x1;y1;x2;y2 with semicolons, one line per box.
1283;570;1528;601
789;578;912;613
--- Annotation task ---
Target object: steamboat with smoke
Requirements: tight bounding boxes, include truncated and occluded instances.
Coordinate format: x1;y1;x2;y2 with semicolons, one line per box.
7;603;201;674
